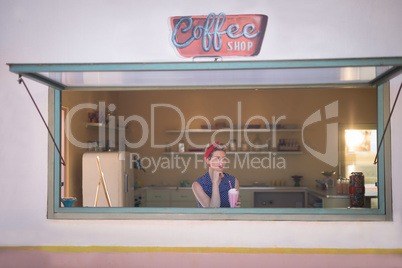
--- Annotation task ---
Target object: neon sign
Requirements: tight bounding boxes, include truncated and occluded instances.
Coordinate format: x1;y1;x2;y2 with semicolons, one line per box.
170;13;268;57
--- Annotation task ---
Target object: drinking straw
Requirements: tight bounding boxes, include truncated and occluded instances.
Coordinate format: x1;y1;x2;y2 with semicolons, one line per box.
228;180;232;189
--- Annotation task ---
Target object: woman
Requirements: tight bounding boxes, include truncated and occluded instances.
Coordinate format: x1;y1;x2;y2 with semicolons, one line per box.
192;141;240;208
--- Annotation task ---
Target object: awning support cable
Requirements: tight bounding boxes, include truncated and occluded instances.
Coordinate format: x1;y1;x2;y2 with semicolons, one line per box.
18;76;66;166
374;81;402;164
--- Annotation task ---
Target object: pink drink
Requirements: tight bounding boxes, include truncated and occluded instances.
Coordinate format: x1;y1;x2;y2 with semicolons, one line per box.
228;188;239;208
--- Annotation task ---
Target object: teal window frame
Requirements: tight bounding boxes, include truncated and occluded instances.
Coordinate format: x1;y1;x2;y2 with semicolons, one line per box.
9;58;401;220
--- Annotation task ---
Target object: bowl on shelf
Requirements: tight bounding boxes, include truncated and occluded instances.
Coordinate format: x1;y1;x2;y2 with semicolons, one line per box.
200;125;211;129
291;175;303;187
321;171;336;178
252;181;266;187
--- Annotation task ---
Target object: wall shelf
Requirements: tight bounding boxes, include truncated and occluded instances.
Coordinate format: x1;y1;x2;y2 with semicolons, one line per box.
163;151;302;156
166;128;301;133
86;122;126;131
165;128;302;155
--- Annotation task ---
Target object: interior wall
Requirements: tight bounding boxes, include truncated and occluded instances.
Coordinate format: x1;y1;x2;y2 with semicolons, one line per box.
118;88;377;187
62;87;376;204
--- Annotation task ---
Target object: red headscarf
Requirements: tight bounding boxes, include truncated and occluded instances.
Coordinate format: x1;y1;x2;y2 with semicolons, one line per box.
204;141;220;162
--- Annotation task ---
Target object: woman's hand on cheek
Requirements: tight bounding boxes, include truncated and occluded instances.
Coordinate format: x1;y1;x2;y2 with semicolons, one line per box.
211;169;223;184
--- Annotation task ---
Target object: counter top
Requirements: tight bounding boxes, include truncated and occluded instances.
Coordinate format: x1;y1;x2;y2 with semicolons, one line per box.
238;186;350;199
241;186;377;198
135;186;372;199
136;187;193;191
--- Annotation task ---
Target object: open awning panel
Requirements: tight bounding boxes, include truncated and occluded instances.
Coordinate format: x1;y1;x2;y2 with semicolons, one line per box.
8;57;402;90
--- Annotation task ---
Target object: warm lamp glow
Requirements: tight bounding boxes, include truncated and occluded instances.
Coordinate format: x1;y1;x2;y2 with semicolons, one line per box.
345;130;364;148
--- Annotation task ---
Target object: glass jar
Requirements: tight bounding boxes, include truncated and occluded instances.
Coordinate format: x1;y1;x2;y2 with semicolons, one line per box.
229;139;237;151
342;178;349;195
336;178;343;194
178;141;185;153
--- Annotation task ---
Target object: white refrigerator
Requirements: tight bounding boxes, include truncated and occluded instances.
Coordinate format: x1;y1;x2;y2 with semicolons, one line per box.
82;151;135;207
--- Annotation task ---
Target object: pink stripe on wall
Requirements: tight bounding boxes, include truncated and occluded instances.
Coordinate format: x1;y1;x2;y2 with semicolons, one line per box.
1;250;402;268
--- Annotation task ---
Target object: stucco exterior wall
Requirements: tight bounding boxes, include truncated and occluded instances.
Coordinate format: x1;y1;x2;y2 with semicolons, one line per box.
0;0;401;267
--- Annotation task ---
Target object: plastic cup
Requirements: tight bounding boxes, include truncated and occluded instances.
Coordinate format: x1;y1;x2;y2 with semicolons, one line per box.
228;188;239;208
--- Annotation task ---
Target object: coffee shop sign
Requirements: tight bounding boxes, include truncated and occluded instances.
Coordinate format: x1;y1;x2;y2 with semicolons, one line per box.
170;13;268;57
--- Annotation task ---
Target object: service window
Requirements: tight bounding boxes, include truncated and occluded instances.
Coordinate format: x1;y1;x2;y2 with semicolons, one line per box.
8;58;399;220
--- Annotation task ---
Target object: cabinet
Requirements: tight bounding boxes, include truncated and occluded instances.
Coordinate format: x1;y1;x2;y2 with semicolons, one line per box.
254;191;306;208
170;189;198;207
307;191;349;208
307;192;323;208
144;190;170;207
141;188;198;208
140;188;252;208
239;190;253;208
140;187;353;208
322;198;349;208
164;128;302;155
